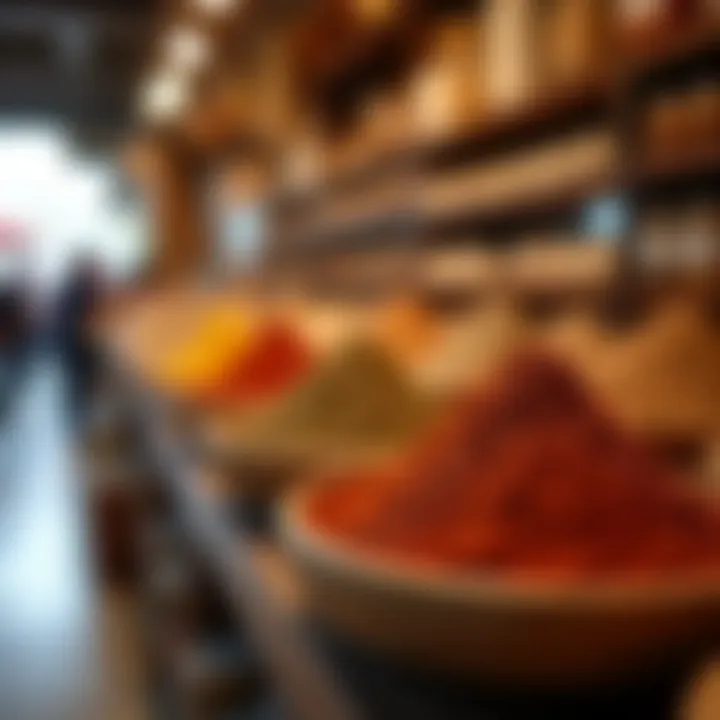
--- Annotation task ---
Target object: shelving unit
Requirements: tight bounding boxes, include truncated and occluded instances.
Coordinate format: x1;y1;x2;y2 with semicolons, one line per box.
624;20;720;83
272;76;611;210
265;15;719;305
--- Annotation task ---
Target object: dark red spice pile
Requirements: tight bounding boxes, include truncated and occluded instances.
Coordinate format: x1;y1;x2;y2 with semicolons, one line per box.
202;320;312;408
309;353;720;582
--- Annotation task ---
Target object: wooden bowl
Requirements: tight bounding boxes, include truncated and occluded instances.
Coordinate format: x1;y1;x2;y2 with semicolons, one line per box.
189;416;310;501
281;481;720;687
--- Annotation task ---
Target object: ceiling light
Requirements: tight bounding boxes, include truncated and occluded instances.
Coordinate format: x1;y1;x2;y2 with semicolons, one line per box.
166;26;211;72
193;0;238;16
139;72;189;123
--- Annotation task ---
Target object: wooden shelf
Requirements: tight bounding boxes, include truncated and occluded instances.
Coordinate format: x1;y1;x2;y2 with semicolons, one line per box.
625;22;720;84
273;78;610;213
423;175;615;237
276;173;614;253
634;146;720;187
272;23;719;215
272;149;416;213
420;78;610;167
273;142;719;253
289;209;417;252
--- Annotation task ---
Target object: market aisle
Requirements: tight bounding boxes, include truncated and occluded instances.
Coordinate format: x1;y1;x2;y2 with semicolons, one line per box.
0;360;102;719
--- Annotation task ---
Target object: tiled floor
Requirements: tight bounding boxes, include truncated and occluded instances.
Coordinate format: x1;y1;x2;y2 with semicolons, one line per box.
0;361;146;720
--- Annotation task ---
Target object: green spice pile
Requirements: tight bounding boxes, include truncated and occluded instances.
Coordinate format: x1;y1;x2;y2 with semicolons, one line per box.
239;340;431;458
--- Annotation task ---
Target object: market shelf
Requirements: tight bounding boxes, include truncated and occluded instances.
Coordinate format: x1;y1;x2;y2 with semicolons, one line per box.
272;77;611;213
421;174;616;237
276;174;615;252
633;145;720;188
625;22;720;84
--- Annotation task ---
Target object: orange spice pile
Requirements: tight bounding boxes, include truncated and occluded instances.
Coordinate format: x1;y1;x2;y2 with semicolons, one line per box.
200;320;313;408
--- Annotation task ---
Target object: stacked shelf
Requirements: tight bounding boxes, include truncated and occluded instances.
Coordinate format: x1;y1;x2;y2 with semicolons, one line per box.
270;24;719;278
273;77;609;210
273;78;613;249
635;146;720;188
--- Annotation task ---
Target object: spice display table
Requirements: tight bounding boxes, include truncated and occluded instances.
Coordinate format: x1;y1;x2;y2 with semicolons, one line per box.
111;356;718;720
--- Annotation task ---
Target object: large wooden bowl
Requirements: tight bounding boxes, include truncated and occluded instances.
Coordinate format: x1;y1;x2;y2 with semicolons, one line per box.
280;481;720;687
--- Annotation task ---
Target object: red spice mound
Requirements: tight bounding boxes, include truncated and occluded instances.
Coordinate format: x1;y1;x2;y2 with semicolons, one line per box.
308;353;720;582
202;321;313;407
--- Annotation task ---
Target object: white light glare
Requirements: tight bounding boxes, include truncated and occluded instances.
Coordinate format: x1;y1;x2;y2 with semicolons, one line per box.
140;73;189;123
166;26;211;72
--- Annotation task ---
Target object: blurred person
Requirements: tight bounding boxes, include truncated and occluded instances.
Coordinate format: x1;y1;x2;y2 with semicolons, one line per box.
55;251;105;427
0;231;33;421
0;280;31;421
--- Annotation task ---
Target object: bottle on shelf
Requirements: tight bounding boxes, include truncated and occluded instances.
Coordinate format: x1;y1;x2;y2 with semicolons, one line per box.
411;15;485;139
485;0;538;112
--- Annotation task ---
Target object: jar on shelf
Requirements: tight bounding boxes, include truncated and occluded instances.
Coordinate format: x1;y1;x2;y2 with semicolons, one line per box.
539;0;611;89
411;17;484;139
282;123;327;190
485;0;539;112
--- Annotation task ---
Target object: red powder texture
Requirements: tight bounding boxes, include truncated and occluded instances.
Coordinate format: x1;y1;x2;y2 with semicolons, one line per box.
202;321;313;408
309;353;720;582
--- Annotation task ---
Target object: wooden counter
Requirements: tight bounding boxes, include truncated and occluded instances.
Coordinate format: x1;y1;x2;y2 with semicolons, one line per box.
112;356;719;720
